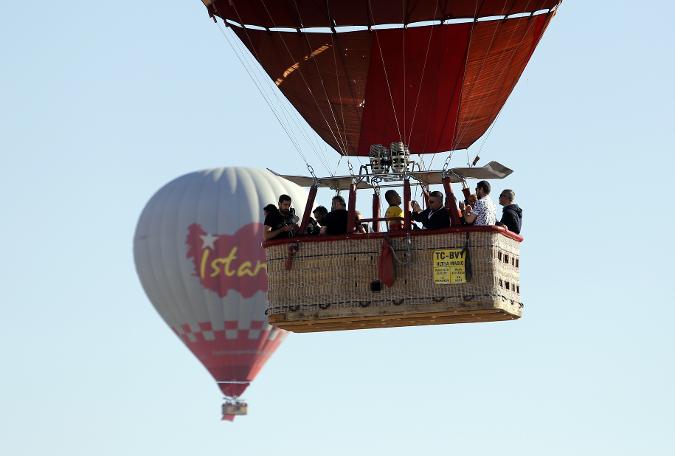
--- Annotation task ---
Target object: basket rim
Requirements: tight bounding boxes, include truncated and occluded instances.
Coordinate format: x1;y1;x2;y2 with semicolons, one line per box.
263;224;523;247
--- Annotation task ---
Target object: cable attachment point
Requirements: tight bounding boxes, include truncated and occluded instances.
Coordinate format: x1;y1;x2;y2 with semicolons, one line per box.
442;155;452;178
306;163;317;182
442;154;452;171
371;177;381;196
201;0;218;22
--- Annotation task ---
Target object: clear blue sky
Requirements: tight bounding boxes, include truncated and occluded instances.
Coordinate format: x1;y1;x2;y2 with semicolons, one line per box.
2;2;674;455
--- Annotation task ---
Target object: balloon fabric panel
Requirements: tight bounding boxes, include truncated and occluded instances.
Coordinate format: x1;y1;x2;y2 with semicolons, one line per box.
357;24;471;154
232;14;553;155
232;26;370;155
453;13;553;150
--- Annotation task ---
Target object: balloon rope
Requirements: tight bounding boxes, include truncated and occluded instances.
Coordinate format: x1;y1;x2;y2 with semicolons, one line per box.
224;5;334;174
329;32;349;158
402;1;406;144
292;0;366;175
256;0;352;159
368;0;404;144
468;5;560;166
290;0;351;156
329;32;350;176
422;0;478;171
448;0;481;157
216;25;310;167
454;1;545;152
328;30;366;173
215;18;332;172
407;0;440;154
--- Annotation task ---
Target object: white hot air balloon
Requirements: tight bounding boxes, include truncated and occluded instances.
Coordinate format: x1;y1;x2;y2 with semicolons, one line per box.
134;167;306;420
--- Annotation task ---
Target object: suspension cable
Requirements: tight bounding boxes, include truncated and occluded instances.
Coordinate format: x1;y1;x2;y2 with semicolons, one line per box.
214;22;314;168
226;3;337;175
467;5;557;166
255;0;351;159
368;0;404;144
329;32;349;156
216;18;335;174
407;0;439;153
454;0;542;150
402;1;406;144
450;0;482;155
290;0;350;156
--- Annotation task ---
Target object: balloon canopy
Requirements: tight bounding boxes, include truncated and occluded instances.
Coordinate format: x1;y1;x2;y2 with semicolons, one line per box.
206;0;560;155
133;167;306;419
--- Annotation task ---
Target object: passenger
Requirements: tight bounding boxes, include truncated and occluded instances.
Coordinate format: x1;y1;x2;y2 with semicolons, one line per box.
313;206;328;227
496;189;522;234
263;194;299;241
305;216;320;235
305;205;328;235
463;180;496;226
320;195;349;235
458;193;477;223
263;204;277;219
384;190;404;231
354;210;368;234
410;191;450;230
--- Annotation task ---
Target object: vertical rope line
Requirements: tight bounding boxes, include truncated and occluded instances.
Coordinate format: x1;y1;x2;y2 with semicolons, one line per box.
402;0;406;144
291;0;350;156
424;0;481;170
219;10;335;174
450;0;484;154
407;0;439;153
458;11;539;159
329;32;349;155
325;3;351;161
215;22;313;168
454;0;541;150
368;0;403;143
454;0;521;149
255;0;350;158
323;0;349;149
470;6;556;164
330;30;369;169
328;32;362;173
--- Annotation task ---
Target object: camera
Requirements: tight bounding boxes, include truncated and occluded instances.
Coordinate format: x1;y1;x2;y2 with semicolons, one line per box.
284;207;300;225
305;221;321;235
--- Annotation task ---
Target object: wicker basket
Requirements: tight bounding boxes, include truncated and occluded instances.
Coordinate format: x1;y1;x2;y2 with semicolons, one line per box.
264;226;522;332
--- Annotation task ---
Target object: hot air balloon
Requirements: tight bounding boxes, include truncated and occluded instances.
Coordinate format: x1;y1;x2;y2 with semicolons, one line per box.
133;167;306;419
195;1;562;331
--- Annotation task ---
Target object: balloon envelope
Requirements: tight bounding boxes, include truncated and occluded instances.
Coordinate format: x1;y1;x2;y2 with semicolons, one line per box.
133;167;306;417
209;0;559;155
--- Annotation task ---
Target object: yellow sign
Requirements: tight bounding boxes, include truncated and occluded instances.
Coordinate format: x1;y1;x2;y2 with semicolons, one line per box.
433;249;467;284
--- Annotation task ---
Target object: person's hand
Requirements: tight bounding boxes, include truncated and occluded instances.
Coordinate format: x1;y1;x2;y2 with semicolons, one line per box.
465;204;473;214
412;201;421;212
282;225;292;232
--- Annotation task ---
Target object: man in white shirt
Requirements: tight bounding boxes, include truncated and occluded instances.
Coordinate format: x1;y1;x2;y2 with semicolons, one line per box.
463;180;496;226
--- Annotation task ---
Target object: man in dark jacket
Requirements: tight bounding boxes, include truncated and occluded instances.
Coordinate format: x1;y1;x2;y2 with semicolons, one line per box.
496;189;522;234
411;191;450;230
263;195;299;240
321;195;349;235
